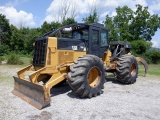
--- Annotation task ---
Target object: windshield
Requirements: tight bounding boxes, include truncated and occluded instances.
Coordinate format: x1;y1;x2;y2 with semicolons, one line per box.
48;24;89;41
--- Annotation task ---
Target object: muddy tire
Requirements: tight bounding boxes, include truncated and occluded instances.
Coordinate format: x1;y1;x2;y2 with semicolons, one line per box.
67;55;105;98
116;55;138;84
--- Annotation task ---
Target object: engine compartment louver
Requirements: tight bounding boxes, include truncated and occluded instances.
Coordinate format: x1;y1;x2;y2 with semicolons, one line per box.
33;38;48;66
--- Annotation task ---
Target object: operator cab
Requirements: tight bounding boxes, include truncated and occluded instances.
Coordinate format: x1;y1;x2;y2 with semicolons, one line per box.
48;23;109;57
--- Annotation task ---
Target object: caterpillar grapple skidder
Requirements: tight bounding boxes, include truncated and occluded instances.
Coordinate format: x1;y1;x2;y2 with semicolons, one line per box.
12;23;148;109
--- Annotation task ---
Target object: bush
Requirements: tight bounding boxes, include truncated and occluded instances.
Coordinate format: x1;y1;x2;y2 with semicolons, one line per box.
144;49;160;64
7;53;23;65
0;45;10;56
0;56;5;64
141;54;152;64
130;40;152;54
131;51;152;64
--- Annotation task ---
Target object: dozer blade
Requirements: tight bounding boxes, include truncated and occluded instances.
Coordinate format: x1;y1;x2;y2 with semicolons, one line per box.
12;76;50;109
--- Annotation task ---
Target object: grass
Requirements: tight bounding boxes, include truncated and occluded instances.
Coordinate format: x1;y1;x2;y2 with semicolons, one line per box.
20;56;32;66
0;56;32;84
138;64;160;78
0;75;13;84
0;56;159;85
7;54;24;65
0;54;32;65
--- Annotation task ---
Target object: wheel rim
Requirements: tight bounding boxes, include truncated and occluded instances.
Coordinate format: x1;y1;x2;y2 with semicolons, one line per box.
87;67;101;88
130;63;136;76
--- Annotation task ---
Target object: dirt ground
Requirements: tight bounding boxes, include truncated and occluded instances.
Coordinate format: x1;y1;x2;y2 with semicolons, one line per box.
0;65;160;120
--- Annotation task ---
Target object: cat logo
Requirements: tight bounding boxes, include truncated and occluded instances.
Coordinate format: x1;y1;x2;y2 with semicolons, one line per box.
72;46;78;50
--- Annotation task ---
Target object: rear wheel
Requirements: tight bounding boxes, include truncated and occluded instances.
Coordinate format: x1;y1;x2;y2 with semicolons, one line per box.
67;55;105;98
116;55;138;84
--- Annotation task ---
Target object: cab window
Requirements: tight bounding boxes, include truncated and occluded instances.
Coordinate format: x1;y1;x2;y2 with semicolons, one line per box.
92;30;99;46
100;30;108;46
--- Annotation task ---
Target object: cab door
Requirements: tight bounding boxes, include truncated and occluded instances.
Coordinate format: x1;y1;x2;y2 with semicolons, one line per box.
88;26;108;58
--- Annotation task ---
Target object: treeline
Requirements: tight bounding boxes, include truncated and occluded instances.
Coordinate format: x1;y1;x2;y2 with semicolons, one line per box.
0;16;77;56
0;4;160;64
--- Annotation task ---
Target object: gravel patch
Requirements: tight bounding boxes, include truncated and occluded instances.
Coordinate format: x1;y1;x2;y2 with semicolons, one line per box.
0;66;160;120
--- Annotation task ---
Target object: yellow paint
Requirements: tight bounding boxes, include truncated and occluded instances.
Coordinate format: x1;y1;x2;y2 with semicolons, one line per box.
13;37;117;109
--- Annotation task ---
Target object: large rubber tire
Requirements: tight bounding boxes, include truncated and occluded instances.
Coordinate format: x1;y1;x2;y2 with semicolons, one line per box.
67;55;105;98
116;55;138;84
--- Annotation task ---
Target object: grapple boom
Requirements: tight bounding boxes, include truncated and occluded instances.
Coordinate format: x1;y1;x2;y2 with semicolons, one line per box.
136;57;148;77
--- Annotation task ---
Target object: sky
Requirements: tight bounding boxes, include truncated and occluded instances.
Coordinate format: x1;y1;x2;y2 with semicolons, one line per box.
0;0;160;48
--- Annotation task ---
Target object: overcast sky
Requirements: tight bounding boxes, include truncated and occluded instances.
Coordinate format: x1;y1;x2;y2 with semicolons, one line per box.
0;0;160;48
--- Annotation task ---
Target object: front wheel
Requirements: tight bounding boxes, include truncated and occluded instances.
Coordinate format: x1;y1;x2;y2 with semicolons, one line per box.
67;55;105;98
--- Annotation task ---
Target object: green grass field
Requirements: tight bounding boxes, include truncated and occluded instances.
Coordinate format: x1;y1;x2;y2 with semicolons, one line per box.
20;56;32;65
138;64;160;78
1;56;160;80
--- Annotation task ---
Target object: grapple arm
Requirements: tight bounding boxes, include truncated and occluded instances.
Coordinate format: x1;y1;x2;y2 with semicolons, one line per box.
136;57;148;77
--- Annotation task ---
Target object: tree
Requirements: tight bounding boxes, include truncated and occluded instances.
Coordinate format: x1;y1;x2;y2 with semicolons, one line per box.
57;0;79;22
104;4;160;42
69;0;79;19
23;28;42;54
130;40;152;54
82;0;101;24
104;15;118;40
83;9;99;24
114;6;133;41
145;49;160;64
41;21;61;34
130;4;160;41
0;26;3;45
0;14;12;46
62;18;77;26
10;25;24;51
104;5;133;41
58;0;70;22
